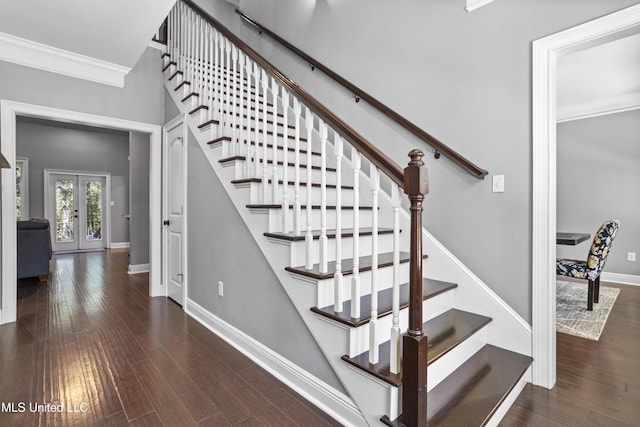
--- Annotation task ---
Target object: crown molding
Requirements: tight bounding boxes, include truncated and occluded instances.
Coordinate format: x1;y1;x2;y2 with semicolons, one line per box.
0;31;130;87
466;0;496;12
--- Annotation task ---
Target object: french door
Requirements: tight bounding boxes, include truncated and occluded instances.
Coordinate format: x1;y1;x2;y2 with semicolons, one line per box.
46;172;108;252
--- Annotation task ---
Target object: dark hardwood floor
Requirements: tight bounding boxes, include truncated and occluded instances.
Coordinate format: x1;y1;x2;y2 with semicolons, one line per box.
0;249;340;427
501;281;640;426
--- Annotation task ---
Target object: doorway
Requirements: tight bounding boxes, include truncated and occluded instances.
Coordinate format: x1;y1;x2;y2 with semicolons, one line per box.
531;3;640;389
1;100;163;325
44;171;110;252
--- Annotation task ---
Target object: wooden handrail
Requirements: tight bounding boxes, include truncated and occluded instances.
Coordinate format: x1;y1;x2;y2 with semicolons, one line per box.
182;0;403;186
236;9;488;180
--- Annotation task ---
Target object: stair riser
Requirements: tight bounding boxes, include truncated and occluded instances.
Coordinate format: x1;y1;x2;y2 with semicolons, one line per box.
286;232;396;267
313;264;412;308
345;289;455;357
240;181;362;206
258;208;379;234
426;326;488;392
219;159;341;187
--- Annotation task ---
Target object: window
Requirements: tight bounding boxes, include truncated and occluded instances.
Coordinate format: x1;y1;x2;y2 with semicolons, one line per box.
16;157;29;220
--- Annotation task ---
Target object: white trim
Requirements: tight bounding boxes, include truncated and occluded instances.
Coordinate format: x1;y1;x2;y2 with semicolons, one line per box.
15;157;29;220
557;92;640;123
111;242;131;249
531;3;640;389
466;0;496;12
148;40;167;53
1;100;163;324
128;263;151;275
601;272;640;287
0;32;130;88
185;298;365;427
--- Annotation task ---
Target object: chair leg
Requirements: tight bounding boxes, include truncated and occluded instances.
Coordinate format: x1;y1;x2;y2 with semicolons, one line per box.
594;276;600;304
587;280;594;311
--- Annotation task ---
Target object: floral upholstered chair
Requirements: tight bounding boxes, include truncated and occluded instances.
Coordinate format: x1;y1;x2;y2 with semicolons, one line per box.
556;219;620;311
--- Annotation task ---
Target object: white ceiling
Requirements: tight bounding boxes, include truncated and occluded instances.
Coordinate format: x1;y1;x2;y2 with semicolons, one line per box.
557;32;640;122
0;0;176;69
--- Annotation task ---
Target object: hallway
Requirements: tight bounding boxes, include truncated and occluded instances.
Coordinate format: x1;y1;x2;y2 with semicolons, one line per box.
0;249;340;426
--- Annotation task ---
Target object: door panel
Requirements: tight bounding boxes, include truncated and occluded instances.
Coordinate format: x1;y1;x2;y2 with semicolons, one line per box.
164;123;185;306
48;173;107;252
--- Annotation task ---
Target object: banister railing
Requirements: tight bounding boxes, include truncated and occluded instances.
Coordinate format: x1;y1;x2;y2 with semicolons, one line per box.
169;1;428;424
236;8;488;180
182;0;404;186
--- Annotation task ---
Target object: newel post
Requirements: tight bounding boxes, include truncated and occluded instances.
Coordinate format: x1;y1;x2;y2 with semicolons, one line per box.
401;149;429;427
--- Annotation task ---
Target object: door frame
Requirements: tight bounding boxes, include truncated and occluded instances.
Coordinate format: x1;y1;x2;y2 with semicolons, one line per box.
0;100;163;324
162;113;188;305
531;3;640;389
43;169;111;251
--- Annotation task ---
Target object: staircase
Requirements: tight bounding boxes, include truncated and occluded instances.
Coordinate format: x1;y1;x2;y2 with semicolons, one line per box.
162;1;532;425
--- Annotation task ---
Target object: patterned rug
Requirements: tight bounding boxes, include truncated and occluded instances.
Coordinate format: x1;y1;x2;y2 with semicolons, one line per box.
556;280;620;340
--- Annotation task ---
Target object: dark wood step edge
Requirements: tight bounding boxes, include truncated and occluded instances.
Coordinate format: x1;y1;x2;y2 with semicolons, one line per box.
312;278;456;328
233;178;353;190
381;345;532;426
341;309;491;387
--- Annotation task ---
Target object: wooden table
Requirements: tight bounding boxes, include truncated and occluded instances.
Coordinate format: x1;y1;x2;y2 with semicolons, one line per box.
556;232;591;245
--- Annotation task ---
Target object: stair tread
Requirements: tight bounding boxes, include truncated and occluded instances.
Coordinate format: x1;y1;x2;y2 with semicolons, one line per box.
312;278;457;327
232;178;353;190
342;309;492;387
265;227;394;242
219;156;337;172
382;345;532;427
285;252;427;280
247;204;374;211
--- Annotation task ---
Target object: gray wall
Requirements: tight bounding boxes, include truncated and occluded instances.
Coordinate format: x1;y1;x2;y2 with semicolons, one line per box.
0;47;165;126
557;110;640;276
193;0;639;322
129;131;151;265
16;119;131;243
186;129;345;392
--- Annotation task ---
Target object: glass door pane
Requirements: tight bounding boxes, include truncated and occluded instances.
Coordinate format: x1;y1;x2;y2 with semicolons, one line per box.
55;178;75;243
85;180;103;241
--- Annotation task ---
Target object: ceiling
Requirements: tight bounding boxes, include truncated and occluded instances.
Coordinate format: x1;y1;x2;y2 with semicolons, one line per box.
557;31;640;122
0;0;176;69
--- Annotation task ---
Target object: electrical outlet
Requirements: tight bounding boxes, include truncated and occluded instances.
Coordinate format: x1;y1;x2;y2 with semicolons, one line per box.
492;175;504;193
218;281;224;297
628;252;636;262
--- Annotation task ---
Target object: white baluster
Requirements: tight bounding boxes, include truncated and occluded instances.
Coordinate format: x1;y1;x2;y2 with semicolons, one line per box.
333;134;344;313
213;31;221;127
369;165;380;365
253;62;261;179
271;78;279;205
261;69;269;203
390;184;402;374
224;39;232;138
187;7;193;85
230;46;239;156
238;51;248;175
281;88;290;233
304;107;314;270
319;121;329;274
293;98;302;236
351;148;361;319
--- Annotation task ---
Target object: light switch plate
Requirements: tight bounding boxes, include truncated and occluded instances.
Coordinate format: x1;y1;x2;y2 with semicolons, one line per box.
493;175;504;193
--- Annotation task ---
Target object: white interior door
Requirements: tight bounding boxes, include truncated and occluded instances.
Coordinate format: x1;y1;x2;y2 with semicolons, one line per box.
163;121;186;306
47;172;108;252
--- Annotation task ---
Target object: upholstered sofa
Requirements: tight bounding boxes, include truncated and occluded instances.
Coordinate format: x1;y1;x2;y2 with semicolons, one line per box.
17;219;52;280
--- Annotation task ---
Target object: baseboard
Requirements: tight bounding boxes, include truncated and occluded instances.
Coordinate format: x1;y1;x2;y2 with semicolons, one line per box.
601;272;640;286
185;298;365;427
110;242;130;249
128;263;150;275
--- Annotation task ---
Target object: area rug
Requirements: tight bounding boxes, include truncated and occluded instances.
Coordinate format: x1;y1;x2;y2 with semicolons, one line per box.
556;280;620;341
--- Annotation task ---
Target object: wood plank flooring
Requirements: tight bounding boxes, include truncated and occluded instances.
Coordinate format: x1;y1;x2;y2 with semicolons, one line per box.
501;281;640;426
0;249;340;427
